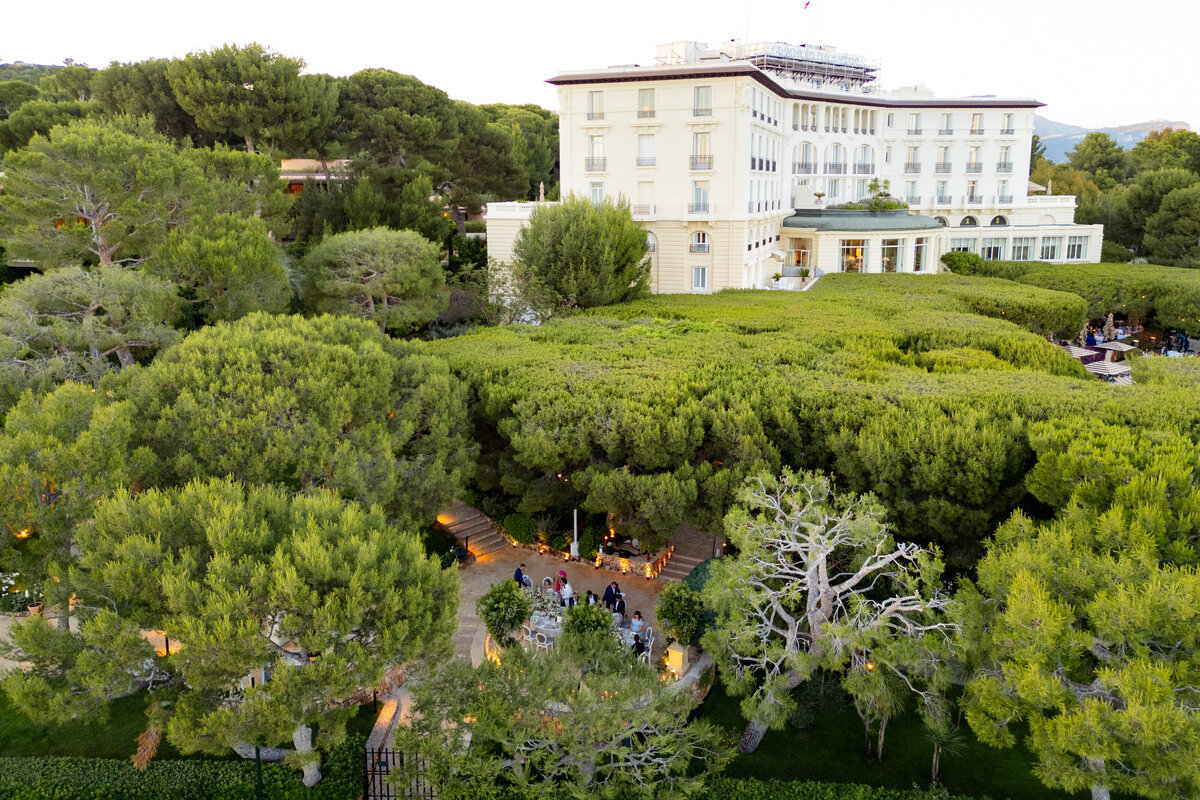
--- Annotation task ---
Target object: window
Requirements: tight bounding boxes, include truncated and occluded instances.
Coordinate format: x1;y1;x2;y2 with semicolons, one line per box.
692;266;707;291
966;180;980;202
1040;236;1062;260
887;112;894;128
936;145;951;172
905;146;920;172
960;216;978;227
690;181;709;213
970;112;983;134
990;215;1008;226
1011;236;1036;260
827;178;840;199
1002;112;1014;133
585;135;606;171
637;88;655;118
981;237;1006;260
998;146;1012;172
904;180;918;203
950;237;977;253
881;239;902;273
587;91;604;120
690;231;710;254
885;145;892;164
840;239;867;272
939;112;953;134
691;132;712;169
693;86;712;116
908;113;922;134
967;146;982;171
856;179;869;200
997;180;1011;202
637;134;655;167
590;182;604;204
913;237;928;271
934;216;948;227
1067;235;1088;259
788;237;812;268
646;232;656;253
936;181;949;203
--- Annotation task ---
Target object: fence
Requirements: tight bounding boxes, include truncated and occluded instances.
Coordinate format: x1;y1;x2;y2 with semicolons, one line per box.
364;747;434;800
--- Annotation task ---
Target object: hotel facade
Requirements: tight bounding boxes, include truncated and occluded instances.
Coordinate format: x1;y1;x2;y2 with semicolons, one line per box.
487;40;1103;293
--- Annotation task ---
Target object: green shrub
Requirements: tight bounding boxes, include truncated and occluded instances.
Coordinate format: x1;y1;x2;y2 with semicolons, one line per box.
476;579;533;646
0;735;365;800
695;778;986;800
940;251;983;272
655;582;704;646
1100;240;1134;263
578;524;605;560
502;514;536;544
464;220;487;233
562;601;612;637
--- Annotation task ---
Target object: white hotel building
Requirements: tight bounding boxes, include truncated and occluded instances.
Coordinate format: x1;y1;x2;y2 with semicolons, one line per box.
487;40;1103;293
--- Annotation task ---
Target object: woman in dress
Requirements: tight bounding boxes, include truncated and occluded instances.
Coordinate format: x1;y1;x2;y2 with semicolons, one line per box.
629;611;645;634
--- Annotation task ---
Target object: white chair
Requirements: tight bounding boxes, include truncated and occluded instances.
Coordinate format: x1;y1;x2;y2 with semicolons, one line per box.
611;611;623;628
535;631;552;652
523;576;533;588
521;625;534;646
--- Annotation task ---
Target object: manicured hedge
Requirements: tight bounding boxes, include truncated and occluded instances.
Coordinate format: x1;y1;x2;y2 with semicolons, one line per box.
502;513;536;544
695;779;990;800
0;735;365;800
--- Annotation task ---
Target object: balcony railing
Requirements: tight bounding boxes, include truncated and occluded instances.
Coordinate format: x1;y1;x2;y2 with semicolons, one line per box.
637;109;655;119
936;196;952;205
825;162;847;174
584;157;607;171
794;162;816;174
907;128;923;135
966;163;983;173
690;155;714;170
966;196;983;205
587;111;604;121
853;163;875;174
1000;128;1015;135
903;162;921;173
693;107;712;117
688;202;710;214
997;194;1013;204
631;204;655;217
996;162;1013;173
689;242;710;254
905;195;921;205
938;128;953;135
970;128;984;135
636;156;656;167
935;162;952;173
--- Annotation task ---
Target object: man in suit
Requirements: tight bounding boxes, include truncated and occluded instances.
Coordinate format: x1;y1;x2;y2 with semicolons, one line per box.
513;564;527;586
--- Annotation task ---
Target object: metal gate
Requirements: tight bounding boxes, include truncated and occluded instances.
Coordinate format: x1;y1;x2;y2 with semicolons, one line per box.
364;747;434;800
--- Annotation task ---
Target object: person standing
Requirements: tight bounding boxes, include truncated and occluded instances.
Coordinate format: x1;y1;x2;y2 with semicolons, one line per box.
513;564;527;586
560;577;575;607
602;582;621;610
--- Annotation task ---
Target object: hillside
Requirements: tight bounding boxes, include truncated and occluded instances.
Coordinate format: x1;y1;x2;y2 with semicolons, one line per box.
1035;114;1192;162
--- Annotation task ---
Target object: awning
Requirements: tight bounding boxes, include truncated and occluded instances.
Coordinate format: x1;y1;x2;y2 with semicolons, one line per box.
1095;341;1137;352
1084;361;1133;376
1061;344;1097;358
1027;180;1046;192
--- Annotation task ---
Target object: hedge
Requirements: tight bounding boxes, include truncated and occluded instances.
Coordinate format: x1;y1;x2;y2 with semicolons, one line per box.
502;513;536;544
694;779;991;800
0;735;365;800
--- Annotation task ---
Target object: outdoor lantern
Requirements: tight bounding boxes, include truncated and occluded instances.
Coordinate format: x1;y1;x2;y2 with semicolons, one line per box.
666;642;688;677
865;660;876;672
511;539;518;548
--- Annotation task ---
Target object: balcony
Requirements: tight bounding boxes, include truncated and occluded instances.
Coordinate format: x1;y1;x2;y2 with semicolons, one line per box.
966;163;983;173
853;163;875;175
903;162;921;174
636;156;656;167
793;162;816;174
938;128;954;135
997;194;1013;204
631;204;655;218
587;111;605;121
1001;128;1015;135
996;162;1013;173
966;196;983;205
689;242;710;254
936;196;952;205
637;109;655;119
584;157;607;172
825;162;847;174
693;107;712;117
969;128;984;135
935;162;953;173
690;155;714;170
907;128;923;135
688;202;710;214
905;195;921;205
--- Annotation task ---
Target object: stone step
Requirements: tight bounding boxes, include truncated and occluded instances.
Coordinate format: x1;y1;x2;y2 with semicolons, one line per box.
470;538;511;559
447;518;497;539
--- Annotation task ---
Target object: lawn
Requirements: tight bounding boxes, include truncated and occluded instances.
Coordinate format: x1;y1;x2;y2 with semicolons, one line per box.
0;689;377;760
698;680;1089;800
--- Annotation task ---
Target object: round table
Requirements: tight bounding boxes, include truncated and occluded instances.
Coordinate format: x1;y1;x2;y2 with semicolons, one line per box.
529;612;563;644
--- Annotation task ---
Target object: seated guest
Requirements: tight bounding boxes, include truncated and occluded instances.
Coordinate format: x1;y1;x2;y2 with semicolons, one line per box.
585;590;597;605
613;594;627;618
632;634;645;657
542;577;554;592
513;564;527;586
629;610;644;634
602;582;621;610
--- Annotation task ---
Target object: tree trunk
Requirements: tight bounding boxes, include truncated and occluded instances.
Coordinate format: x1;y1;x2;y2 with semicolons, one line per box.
232;743;289;761
738;719;769;754
293;724;322;787
862;716;875;761
931;743;941;783
1084;757;1110;800
115;347;135;368
244;134;257;154
876;714;889;762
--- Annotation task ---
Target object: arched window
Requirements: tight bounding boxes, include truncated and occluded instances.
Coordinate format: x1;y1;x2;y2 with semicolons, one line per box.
934;216;948;227
990;215;1008;226
690;231;710;254
960;216;978;227
646;232;656;253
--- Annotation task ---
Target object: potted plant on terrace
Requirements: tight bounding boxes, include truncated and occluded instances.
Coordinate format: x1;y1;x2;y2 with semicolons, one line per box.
798;266;811;287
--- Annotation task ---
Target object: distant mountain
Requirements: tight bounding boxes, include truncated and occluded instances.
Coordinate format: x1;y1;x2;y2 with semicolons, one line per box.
1035;116;1192;163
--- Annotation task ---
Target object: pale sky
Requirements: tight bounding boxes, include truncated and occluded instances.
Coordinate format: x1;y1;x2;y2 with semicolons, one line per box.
1;0;1193;131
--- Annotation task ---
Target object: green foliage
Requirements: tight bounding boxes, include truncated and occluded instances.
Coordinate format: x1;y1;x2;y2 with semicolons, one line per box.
167;43;338;155
0;734;366;800
939;251;983;273
561;600;612;638
655;582;704;646
512;195;651;309
298;226;448;333
502;513;537;544
476;578;533;646
0;99;92;152
38;66;94;103
1100;239;1134;263
120;312;475;523
694;779;983;799
1144;184;1200;266
91;59;204;142
1066;132;1128;190
0;80;40;120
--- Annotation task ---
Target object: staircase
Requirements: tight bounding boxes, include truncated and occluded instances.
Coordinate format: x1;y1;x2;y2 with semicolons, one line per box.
439;500;510;560
658;524;724;582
